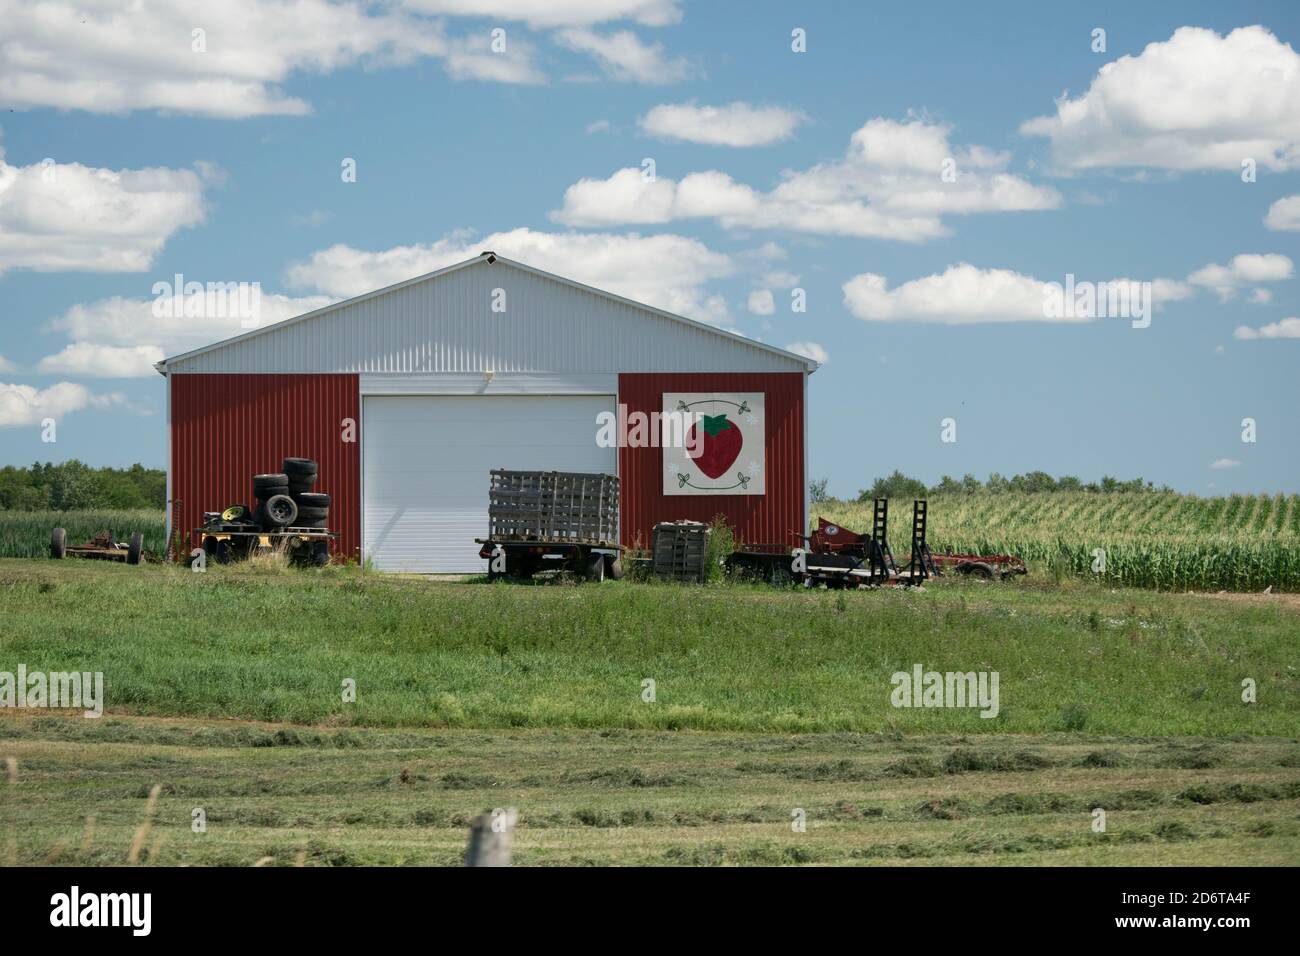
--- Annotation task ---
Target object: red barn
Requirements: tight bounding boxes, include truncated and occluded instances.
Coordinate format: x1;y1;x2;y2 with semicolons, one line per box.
157;253;817;571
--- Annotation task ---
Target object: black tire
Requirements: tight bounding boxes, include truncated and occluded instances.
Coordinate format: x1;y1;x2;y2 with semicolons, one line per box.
282;458;318;477
311;541;330;567
262;494;299;527
254;472;289;487
296;504;329;517
294;492;331;508
50;527;67;559
958;562;995;579
288;478;317;496
584;550;605;583
127;532;143;566
215;540;235;564
607;556;625;580
297;518;328;529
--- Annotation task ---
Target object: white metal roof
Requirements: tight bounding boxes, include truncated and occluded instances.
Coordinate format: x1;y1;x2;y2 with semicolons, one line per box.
158;253;818;375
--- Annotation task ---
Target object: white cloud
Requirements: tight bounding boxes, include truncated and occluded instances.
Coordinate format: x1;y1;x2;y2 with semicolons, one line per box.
403;0;682;28
1264;194;1300;231
37;344;166;378
0;0;548;118
555;28;693;83
844;265;1050;323
0;150;207;273
586;119;612;134
443;33;546;84
784;341;827;364
0;381;124;428
763;271;800;288
1022;26;1300;172
1248;288;1273;304
843;263;1187;324
40;292;334;376
746;289;775;315
1234;317;1300;340
0;354;14;373
1187;254;1293;301
639;102;805;146
287;227;735;324
553;117;1060;240
1210;458;1243;470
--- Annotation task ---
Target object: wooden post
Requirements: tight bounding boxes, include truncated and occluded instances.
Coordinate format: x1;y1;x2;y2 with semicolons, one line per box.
465;808;517;867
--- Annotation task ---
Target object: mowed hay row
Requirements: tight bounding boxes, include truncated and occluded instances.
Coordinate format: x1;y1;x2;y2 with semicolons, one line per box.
823;492;1300;592
3;719;1297;867
0;510;167;559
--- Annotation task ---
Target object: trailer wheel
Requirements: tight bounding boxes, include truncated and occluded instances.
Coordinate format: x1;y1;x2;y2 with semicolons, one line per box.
607;556;625;580
215;540;235;564
311;540;330;567
127;532;143;565
50;527;67;559
957;561;995;579
585;550;605;583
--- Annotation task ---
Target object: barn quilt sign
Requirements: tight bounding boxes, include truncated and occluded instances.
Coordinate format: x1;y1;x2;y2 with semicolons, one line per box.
662;392;765;496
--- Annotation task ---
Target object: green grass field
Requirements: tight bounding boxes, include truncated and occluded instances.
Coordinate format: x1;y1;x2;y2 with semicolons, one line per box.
1;558;1296;866
0;559;1295;735
3;716;1296;866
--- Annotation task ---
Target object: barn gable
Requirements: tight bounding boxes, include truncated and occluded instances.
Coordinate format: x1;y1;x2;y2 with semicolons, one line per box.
159;253;815;375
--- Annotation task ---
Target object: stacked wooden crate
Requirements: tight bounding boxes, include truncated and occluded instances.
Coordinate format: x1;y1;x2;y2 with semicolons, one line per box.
487;470;619;545
651;521;711;582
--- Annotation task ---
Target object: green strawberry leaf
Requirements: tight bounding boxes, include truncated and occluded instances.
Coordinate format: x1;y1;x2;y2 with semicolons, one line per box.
700;414;732;436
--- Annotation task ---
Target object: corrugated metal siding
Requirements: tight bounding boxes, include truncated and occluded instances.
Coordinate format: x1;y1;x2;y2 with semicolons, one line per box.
618;373;805;551
170;374;361;561
166;261;805;374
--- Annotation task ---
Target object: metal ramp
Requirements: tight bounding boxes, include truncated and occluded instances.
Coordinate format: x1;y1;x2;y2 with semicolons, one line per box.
909;499;937;579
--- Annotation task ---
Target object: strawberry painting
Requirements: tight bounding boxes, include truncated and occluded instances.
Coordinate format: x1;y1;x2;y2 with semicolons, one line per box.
688;413;743;479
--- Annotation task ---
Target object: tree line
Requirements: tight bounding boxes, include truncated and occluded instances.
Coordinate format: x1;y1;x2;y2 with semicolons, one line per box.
808;470;1166;503
0;461;165;511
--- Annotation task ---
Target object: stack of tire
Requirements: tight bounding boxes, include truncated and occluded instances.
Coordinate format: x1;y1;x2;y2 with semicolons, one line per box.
283;457;330;530
251;458;331;565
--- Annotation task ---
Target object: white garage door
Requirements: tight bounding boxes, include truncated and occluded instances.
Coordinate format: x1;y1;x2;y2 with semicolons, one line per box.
362;395;616;572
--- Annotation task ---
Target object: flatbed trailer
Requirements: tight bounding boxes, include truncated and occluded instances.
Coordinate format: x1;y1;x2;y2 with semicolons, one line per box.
476;469;623;582
193;525;337;565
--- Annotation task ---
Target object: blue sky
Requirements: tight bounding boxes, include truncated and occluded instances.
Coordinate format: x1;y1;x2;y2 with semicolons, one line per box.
1;0;1297;496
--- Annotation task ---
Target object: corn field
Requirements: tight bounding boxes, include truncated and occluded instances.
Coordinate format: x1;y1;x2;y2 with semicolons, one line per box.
821;492;1300;592
0;510;167;560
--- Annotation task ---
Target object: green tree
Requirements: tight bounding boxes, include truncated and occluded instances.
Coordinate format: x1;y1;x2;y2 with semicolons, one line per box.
857;470;928;502
808;477;830;504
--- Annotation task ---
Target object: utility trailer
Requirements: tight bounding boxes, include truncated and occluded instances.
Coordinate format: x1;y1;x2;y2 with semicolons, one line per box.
727;499;1024;587
476;469;623;582
194;526;336;566
50;528;146;565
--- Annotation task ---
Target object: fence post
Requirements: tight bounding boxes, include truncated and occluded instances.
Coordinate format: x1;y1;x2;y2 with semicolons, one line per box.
465;808;517;867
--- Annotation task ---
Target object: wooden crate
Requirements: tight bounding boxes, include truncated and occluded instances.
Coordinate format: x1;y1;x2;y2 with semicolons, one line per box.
652;521;711;582
488;470;619;545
